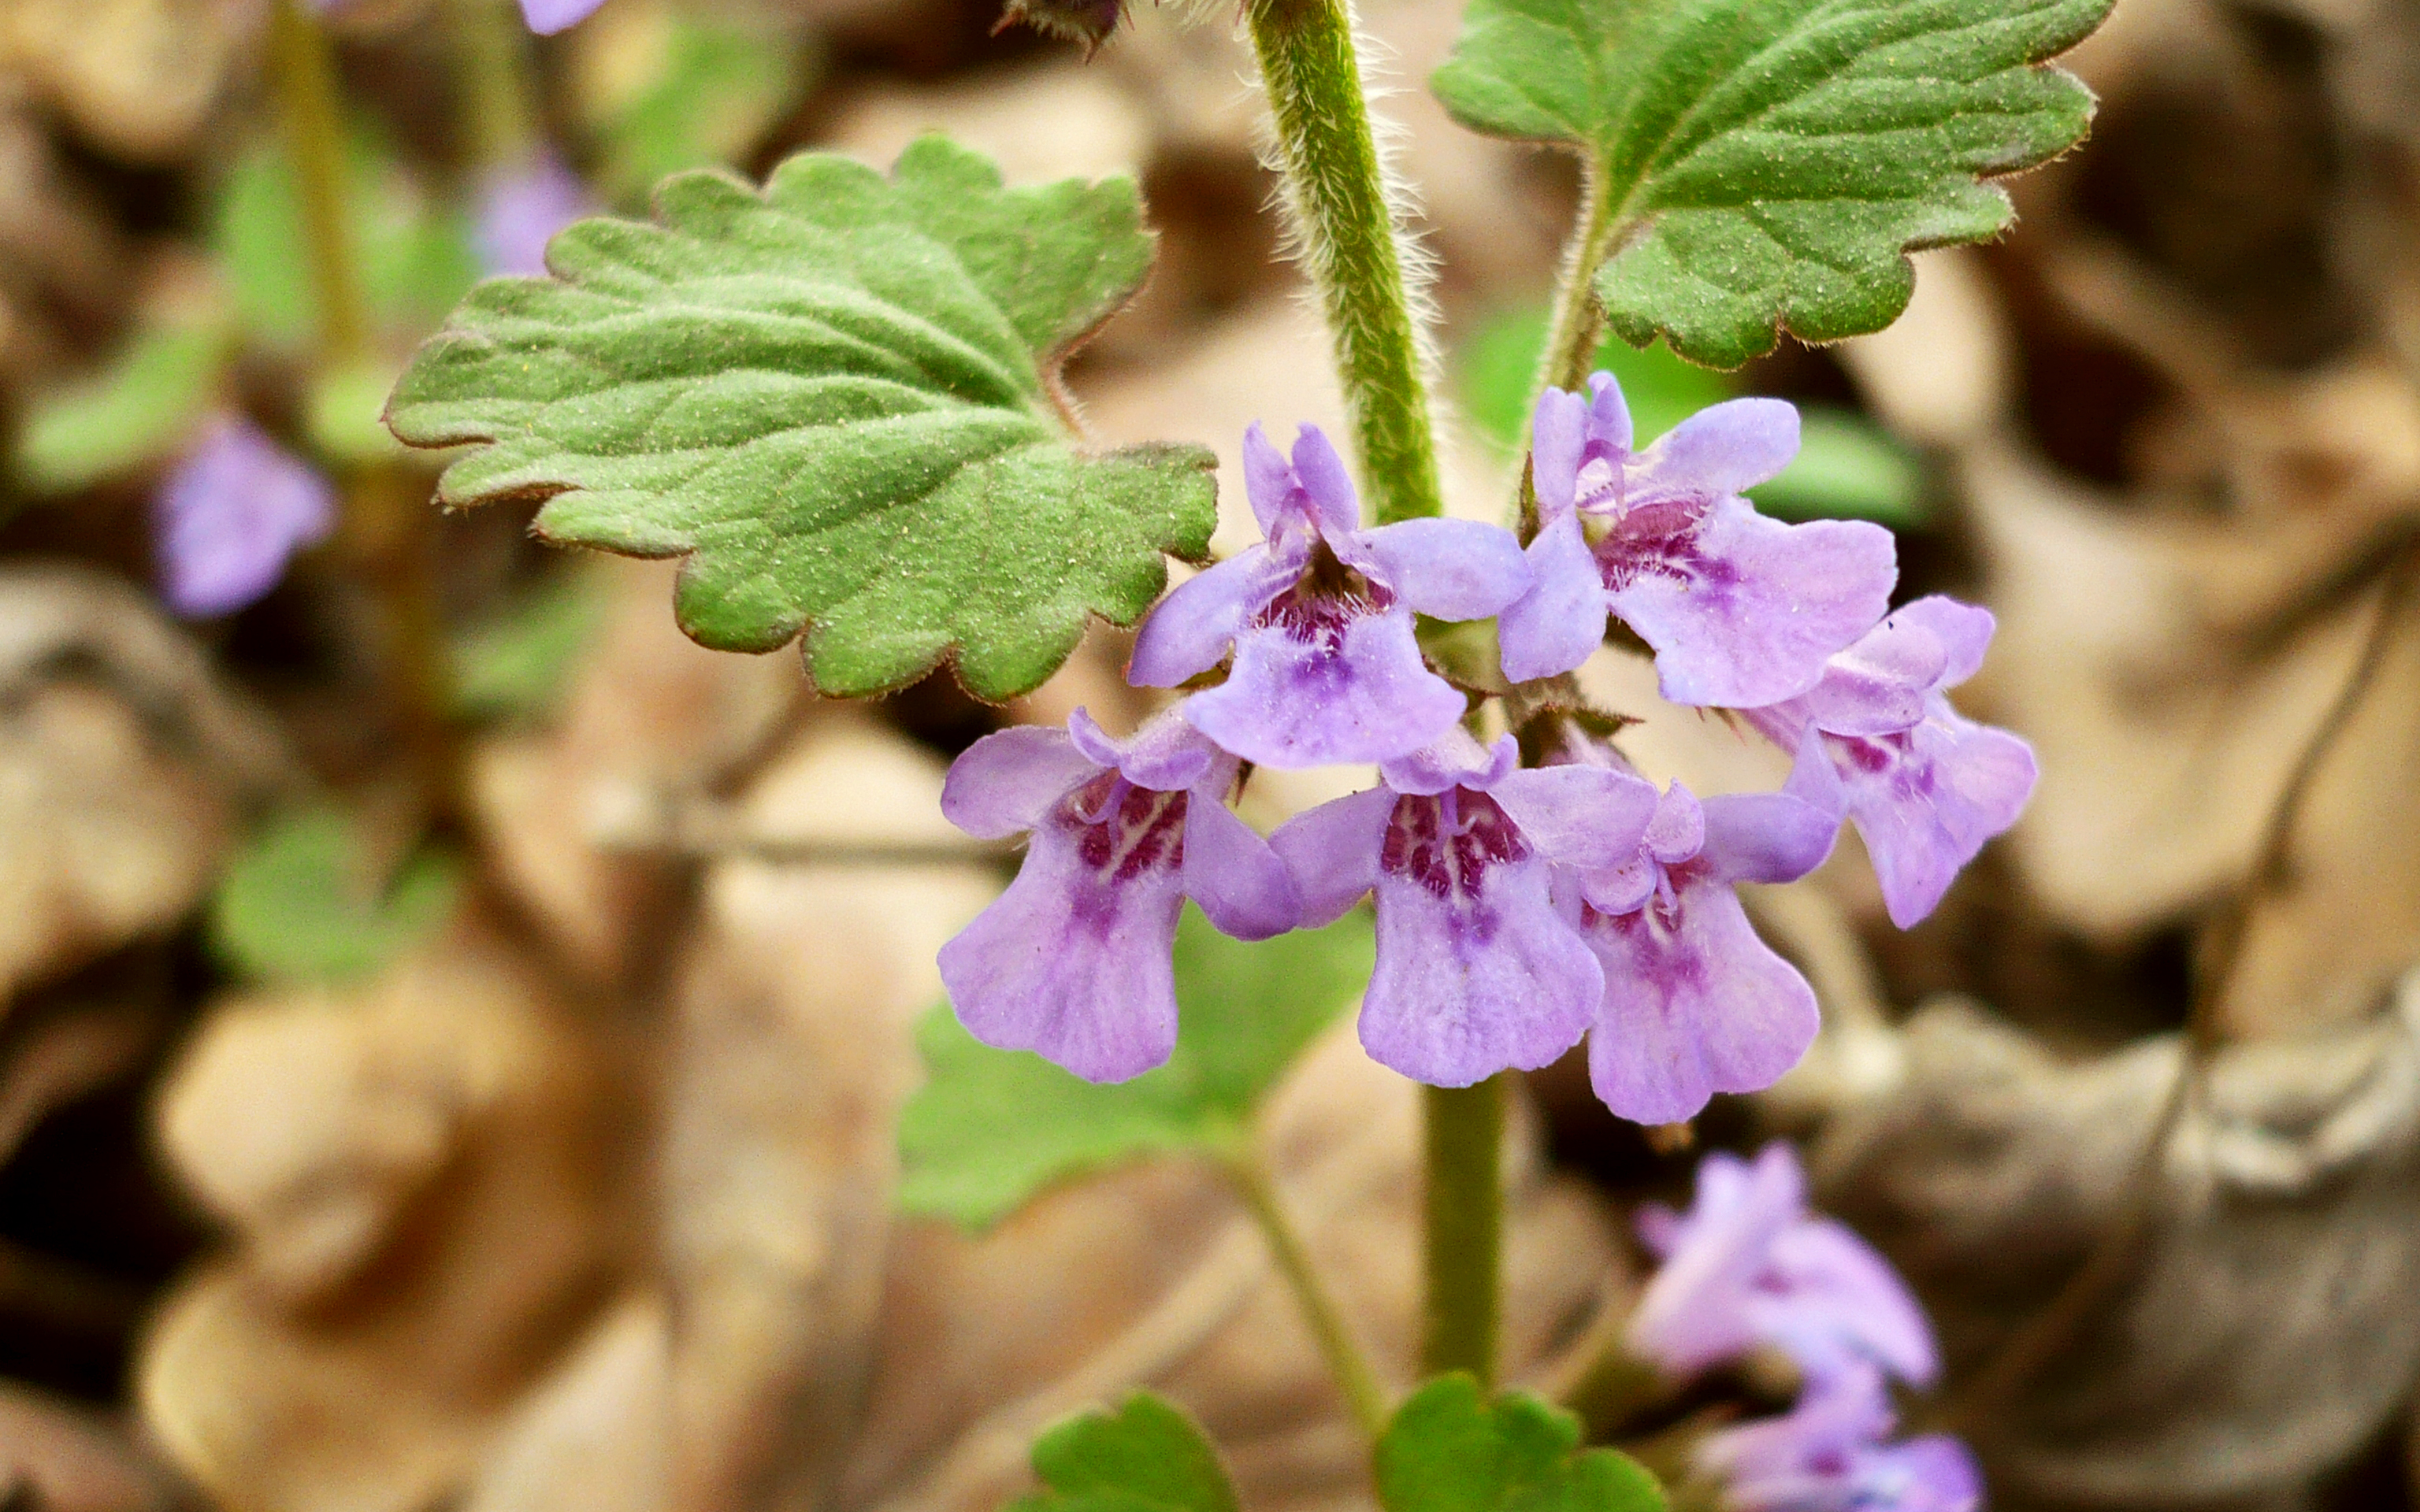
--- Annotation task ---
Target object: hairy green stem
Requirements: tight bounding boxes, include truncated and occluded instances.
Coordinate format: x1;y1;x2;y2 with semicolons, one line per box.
449;0;541;169
1220;1146;1391;1442
1421;1077;1505;1385
1538;163;1622;404
1244;0;1443;524
268;0;369;364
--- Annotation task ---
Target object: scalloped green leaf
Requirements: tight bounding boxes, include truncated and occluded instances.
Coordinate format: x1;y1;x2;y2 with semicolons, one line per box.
388;135;1216;701
1432;0;2113;367
1011;1395;1239;1512
1377;1377;1665;1512
898;906;1375;1229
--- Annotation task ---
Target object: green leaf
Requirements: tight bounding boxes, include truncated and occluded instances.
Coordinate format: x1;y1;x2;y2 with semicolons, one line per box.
308;355;411;465
1377;1377;1665;1512
1011;1394;1239;1512
1748;406;1925;524
15;322;227;492
1433;0;2113;366
588;11;809;201
449;569;609;721
210;809;461;985
898;905;1375;1228
215;132;480;350
1455;306;1922;524
388;136;1217;702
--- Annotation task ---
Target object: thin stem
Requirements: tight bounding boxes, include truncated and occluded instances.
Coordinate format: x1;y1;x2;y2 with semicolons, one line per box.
268;0;369;364
1243;0;1444;524
1940;538;2420;1436
1537;163;1622;403
1218;1144;1391;1443
1421;1077;1505;1386
449;0;541;169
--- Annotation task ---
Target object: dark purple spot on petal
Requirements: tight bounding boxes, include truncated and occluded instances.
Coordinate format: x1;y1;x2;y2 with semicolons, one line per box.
1256;538;1396;654
1066;773;1189;887
1381;789;1529;908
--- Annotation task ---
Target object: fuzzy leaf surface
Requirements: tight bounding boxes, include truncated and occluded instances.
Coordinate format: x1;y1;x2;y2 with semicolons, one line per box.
1377;1377;1665;1512
1432;0;2113;365
388;136;1216;699
898;906;1375;1228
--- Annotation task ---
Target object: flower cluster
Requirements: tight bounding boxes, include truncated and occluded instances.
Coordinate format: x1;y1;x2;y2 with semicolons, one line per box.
940;374;2036;1123
1635;1144;1980;1512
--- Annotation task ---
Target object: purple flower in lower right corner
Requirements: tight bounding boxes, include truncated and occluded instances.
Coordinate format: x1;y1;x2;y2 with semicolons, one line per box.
1566;767;1840;1126
154;415;336;620
1270;728;1657;1087
1697;1366;1982;1512
1741;596;2037;929
1628;1143;1938;1388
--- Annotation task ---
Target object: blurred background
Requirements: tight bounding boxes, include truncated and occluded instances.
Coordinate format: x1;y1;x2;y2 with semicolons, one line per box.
0;0;2416;1510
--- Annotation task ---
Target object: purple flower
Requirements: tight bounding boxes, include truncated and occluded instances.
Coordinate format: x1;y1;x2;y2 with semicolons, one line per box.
1566;766;1837;1125
1630;1143;1938;1388
518;0;607;33
1271;729;1656;1086
1698;1366;1981;1512
154;416;336;620
1743;596;2037;929
1497;372;1896;706
1129;422;1528;769
935;707;1297;1083
473;154;593;279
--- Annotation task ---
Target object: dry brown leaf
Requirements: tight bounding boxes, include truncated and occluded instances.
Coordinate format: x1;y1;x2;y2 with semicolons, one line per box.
0;1382;173;1512
2;0;251;161
0;566;292;1010
140;917;630;1512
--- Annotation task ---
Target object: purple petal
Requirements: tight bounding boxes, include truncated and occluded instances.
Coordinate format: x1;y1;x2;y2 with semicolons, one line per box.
1183;602;1465;768
1821;706;2037;928
1608;498;1896;709
1127;549;1289;687
1490;764;1658;871
1698;1366;1899;1502
154;417;335;620
1628;1143;1805;1374
1793;611;1948;737
1182;796;1300;940
1497;515;1606;683
1380;728;1512;797
1289;424;1365;539
1584;371;1635;456
1889;595;1996;688
1356;517;1528;622
1643;782;1706;865
1624;397;1799;506
1089;706;1220;792
1755;1219;1940;1388
519;0;607;32
937;810;1186;1082
1242;422;1301;539
1270;785;1394;926
1863;1436;1984;1512
1700;791;1839;885
1582;878;1819;1125
473;154;592;279
1360;843;1598;1085
940;725;1099;839
1529;386;1590;520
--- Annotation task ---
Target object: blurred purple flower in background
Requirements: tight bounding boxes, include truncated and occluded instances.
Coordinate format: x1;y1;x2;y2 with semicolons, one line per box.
1498;372;1895;706
1129;421;1527;768
1569;775;1837;1125
1272;728;1655;1086
473;153;593;278
1628;1143;1937;1388
937;706;1297;1083
1698;1366;1981;1512
1745;596;2038;928
154;416;336;620
518;0;607;34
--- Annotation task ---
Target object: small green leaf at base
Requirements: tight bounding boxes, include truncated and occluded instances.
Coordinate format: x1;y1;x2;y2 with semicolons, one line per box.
898;906;1375;1229
1378;1377;1665;1512
210;810;461;986
1433;0;2114;368
1011;1394;1239;1512
15;322;227;494
388;135;1216;702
